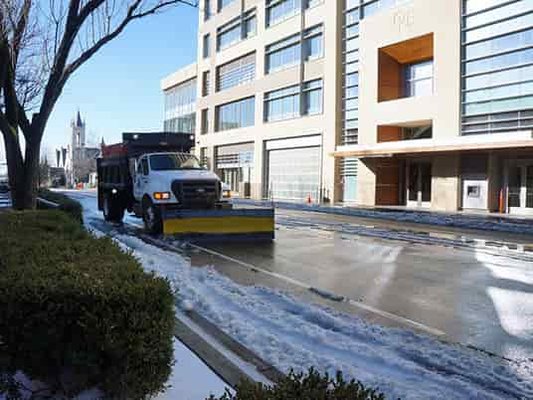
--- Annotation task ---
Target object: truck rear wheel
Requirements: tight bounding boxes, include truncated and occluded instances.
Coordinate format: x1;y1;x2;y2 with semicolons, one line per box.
103;194;125;223
142;198;162;234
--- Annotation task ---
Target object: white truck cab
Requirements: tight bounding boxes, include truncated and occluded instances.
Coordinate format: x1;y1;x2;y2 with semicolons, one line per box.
130;152;229;232
132;152;222;206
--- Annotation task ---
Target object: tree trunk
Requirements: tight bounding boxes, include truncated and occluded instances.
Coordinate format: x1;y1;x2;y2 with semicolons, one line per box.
2;125;42;210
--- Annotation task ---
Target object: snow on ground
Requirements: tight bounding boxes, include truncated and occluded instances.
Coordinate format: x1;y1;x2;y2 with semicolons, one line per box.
67;191;533;399
112;231;533;400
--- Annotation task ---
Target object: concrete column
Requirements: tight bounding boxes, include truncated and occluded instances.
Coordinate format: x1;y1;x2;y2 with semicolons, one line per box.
357;161;378;206
431;155;460;212
252;139;264;200
487;153;501;213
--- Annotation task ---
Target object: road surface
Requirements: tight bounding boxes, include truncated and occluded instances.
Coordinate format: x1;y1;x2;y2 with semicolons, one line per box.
65;190;533;363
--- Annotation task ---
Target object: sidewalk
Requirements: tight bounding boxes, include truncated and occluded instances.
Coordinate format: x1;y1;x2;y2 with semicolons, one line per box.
235;198;533;237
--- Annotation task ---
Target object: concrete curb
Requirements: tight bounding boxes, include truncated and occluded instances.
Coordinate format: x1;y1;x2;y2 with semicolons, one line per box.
235;198;533;236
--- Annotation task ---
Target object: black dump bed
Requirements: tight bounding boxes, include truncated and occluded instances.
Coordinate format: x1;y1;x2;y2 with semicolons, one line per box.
121;132;194;158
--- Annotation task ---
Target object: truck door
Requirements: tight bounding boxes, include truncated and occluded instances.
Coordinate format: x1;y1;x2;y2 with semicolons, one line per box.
133;156;149;200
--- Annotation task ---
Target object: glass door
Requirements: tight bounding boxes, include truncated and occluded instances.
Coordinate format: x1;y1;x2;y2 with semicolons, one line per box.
507;162;533;214
406;161;432;208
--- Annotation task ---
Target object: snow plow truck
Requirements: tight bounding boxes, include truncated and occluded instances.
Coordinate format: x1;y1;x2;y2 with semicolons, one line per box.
97;132;274;240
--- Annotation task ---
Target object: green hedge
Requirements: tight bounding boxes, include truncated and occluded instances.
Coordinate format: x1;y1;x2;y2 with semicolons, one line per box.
37;189;83;223
0;210;175;399
209;368;385;400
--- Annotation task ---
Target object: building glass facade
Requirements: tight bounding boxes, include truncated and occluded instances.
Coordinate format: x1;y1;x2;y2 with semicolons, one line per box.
164;78;197;133
461;0;533;135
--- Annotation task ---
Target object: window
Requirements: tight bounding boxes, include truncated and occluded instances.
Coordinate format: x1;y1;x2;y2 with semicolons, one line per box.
203;34;210;58
217;53;256;91
264;79;323;122
164;78;196;133
265;0;322;27
149;153;202;171
465;0;517;15
303;25;323;61
264;84;300;122
465;47;533;76
404;60;433;97
201;109;209;134
265;24;323;74
141;158;149;175
217;9;256;51
303;79;323;115
215;97;255;131
265;33;300;73
465;12;533;44
402;125;432;140
218;0;236;11
202;70;210;97
461;1;533;136
204;0;211;21
362;0;412;19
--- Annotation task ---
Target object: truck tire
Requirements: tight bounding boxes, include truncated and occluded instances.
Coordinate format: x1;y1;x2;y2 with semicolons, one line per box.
103;194;125;223
142;198;162;234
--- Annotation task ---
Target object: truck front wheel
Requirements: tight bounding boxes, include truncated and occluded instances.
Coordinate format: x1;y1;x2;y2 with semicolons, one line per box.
142;198;162;234
103;194;125;223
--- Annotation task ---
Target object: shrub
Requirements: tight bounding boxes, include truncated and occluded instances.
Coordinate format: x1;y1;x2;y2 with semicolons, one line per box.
37;189;83;223
0;210;175;399
209;368;385;400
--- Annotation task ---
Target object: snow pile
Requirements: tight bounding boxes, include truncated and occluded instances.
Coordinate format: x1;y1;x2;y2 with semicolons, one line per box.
115;233;533;400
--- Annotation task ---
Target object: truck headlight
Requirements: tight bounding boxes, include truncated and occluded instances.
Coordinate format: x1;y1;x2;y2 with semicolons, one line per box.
153;192;171;200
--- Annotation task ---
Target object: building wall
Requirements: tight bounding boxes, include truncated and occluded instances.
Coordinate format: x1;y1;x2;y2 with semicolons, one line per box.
356;0;462;210
161;63;198;134
193;0;342;201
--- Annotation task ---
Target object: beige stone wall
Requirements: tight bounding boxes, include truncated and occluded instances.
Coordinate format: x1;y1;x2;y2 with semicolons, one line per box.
356;0;462;209
431;155;460;212
191;1;342;200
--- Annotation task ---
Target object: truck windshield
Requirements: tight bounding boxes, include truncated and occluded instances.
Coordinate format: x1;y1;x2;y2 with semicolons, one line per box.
149;153;202;171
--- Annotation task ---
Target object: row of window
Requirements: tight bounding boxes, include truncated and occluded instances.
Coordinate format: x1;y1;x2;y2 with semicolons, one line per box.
163;114;196;134
202;25;323;96
265;25;323;73
462;109;533;135
205;0;321;26
216;8;257;52
164;78;197;121
207;79;324;133
264;79;323;122
462;0;533;132
464;10;533;44
465;27;533;60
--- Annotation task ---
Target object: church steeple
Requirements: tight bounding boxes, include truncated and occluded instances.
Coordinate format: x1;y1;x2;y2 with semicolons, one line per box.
76;110;83;127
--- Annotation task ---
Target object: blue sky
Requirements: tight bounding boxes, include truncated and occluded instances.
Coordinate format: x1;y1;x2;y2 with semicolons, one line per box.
42;3;198;160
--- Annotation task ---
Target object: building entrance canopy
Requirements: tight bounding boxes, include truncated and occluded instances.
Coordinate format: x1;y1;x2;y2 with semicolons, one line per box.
333;131;533;158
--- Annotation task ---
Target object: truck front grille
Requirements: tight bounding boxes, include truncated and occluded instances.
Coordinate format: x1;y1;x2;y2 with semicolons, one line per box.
171;180;219;208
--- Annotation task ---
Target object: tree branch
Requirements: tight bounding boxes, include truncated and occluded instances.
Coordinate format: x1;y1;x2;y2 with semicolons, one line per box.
12;0;32;66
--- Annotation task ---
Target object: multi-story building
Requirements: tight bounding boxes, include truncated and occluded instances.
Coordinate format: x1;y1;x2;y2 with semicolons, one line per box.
162;63;198;134
163;0;533;215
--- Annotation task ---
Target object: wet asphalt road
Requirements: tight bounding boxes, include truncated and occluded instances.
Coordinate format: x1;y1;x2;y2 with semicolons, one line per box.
65;191;533;363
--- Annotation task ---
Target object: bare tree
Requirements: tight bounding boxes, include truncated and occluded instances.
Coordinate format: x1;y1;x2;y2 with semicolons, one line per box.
0;0;197;209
